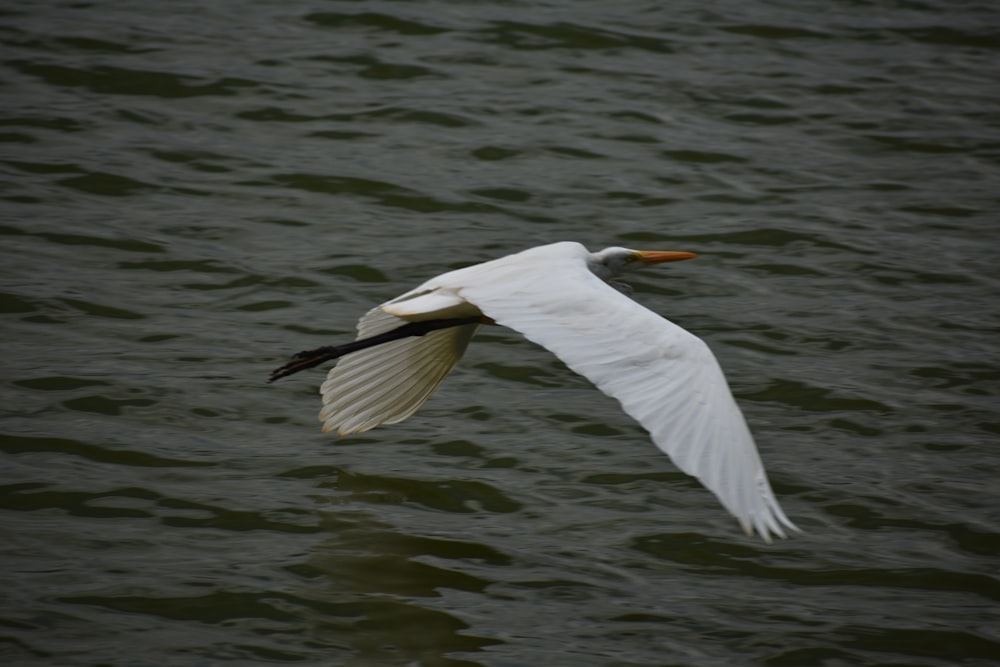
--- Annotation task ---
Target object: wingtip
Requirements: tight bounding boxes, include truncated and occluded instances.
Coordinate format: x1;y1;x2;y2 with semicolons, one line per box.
741;511;801;544
759;520;803;543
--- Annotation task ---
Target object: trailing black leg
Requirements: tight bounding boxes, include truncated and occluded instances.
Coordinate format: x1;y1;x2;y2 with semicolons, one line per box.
268;317;481;383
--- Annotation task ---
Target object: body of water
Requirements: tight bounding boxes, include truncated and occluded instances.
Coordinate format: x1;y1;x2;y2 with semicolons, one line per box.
2;1;999;665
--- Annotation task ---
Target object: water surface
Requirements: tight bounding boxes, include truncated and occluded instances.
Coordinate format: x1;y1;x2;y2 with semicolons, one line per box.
2;1;999;665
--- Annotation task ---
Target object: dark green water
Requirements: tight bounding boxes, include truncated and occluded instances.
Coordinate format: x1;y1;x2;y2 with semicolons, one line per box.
2;1;999;665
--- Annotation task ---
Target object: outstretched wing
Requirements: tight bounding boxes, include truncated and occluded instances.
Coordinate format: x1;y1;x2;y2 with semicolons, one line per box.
449;243;796;541
318;304;480;435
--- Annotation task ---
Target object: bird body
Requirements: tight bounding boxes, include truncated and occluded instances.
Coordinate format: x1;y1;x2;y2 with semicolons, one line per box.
272;241;797;541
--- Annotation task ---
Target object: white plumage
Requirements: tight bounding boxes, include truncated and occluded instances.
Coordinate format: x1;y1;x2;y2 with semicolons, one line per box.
288;241;797;541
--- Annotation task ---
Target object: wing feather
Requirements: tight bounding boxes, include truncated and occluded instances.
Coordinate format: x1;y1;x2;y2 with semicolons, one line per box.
319;322;480;435
440;242;796;541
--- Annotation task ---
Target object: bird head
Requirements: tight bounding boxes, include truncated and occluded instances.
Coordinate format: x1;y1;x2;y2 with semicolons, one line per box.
588;246;698;281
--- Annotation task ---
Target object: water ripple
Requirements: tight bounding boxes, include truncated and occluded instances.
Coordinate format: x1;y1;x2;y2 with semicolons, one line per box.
3;0;999;665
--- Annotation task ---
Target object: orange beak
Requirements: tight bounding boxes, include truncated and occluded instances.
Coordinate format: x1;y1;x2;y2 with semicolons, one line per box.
635;250;698;265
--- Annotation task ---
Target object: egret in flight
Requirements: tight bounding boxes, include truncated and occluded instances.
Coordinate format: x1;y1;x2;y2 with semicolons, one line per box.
270;241;797;541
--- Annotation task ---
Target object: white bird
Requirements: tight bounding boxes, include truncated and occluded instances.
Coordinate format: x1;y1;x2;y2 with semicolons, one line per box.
270;241;797;542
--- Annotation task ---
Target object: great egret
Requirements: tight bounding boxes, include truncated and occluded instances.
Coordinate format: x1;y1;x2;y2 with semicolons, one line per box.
271;241;797;542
